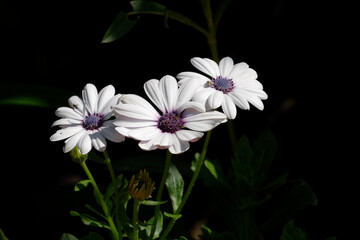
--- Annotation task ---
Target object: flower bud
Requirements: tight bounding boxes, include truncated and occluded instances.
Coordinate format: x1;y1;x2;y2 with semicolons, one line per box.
69;146;88;163
129;169;155;201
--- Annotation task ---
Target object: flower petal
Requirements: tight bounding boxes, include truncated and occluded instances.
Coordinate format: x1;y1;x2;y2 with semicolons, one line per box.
144;79;166;113
219;57;234;77
128;126;161;141
114;115;157;128
90;131;107;152
154;132;172;147
177;78;201;108
177;72;209;84
51;118;82;127
78;132;92;154
183;111;227;131
203;58;220;77
191;57;218;79
228;62;249;79
228;91;250;110
236;90;265;110
113;103;158;121
100;121;125;143
192;88;214;104
68;96;84;116
159;75;178;112
97;85;115;114
138;139;158;151
50;126;83;141
176;129;203;142
177;101;206;115
82;83;98;114
63;129;86;153
222;94;237;119
55;107;83;120
169;135;189;154
206;91;224;109
102;94;122;120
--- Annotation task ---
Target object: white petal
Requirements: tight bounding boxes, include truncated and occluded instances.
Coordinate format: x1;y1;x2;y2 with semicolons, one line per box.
203;58;220;77
63;129;87;153
78;132;92;154
50;126;83;141
115;127;130;137
144;79;166;113
154;132;172;147
176;129;203;142
159;75;178;112
191;57;218;79
128;126;161;141
183;111;227;131
206;91;224;109
90;131;107;152
139;139;158;151
233;68;258;82
55;107;83;120
119;94;159;116
97;85;115;114
192;88;214;104
219;57;234;77
177;102;206;115
177;72;210;84
177;78;199;108
82;83;98;114
169;135;189;154
51;118;82;127
228;92;250;110
99;121;125;143
237;90;265;110
102;94;122;120
222;94;237;119
228;62;249;79
113;103;158;121
114;115;157;128
68;96;84;115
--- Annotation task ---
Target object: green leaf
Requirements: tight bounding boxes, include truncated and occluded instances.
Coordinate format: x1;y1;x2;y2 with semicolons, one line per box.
79;232;105;240
85;204;105;219
175;237;189;240
204;160;219;180
60;233;79;240
200;225;235;240
130;1;166;13
146;211;163;239
280;220;308;240
165;162;184;213
70;211;110;229
259;172;289;191
0;84;74;108
104;174;124;202
74;180;91;192
0;228;8;240
140;200;167;206
163;212;182;220
102;11;138;43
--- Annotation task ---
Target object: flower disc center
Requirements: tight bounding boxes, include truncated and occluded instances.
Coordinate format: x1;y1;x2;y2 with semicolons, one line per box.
158;112;183;133
211;76;234;94
83;113;104;130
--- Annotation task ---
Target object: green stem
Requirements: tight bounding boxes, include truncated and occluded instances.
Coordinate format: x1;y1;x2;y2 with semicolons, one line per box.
160;131;212;240
201;0;219;62
103;150;122;240
148;150;172;240
133;200;140;240
80;161;119;240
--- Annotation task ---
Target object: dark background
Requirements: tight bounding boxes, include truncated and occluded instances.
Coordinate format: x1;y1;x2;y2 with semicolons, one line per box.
0;0;355;239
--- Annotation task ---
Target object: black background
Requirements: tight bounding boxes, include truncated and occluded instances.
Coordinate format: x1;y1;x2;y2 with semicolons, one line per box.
0;0;356;239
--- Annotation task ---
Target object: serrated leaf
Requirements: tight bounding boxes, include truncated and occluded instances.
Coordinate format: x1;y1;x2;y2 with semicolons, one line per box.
280;220;308;240
60;233;79;240
165;163;184;213
102;11;138;43
74;180;91;192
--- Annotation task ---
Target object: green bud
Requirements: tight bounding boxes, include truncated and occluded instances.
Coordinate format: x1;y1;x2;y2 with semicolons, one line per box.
69;146;88;163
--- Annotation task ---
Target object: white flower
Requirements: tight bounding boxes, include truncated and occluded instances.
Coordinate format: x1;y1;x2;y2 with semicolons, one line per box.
177;56;268;119
50;83;125;154
113;75;227;154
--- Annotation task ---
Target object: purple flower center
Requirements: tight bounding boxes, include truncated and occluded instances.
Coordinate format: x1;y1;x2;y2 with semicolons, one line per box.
210;76;234;94
83;113;104;130
157;111;183;133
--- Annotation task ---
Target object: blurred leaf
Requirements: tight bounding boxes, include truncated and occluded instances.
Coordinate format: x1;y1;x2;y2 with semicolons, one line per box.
0;84;74;108
280;220;308;240
200;225;235;240
146;211;163;239
85;204;105;219
204;159;219;180
102;11;138;43
70;211;110;229
259;179;318;231
175;237;189;240
214;0;233;30
0;228;8;240
88;152;105;164
104;174;124;202
165;162;184;213
140;200;167;206
259;172;289;191
232;135;253;184
163;212;182;220
74;180;91;192
130;1;166;13
60;233;79;240
79;232;105;240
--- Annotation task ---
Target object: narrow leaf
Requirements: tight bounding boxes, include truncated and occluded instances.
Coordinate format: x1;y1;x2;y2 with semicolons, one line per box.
130;1;166;13
165;163;184;213
204;160;219;180
163;212;182;220
0;229;8;240
281;220;308;240
140;200;167;206
74;180;91;192
70;211;110;229
60;233;79;240
102;11;138;43
146;211;163;239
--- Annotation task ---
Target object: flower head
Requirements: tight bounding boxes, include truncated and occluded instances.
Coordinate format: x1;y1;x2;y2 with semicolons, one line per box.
50;83;125;154
177;57;268;119
113;75;227;154
129;169;155;201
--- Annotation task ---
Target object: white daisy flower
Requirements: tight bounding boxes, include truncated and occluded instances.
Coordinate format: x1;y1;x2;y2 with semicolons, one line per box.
50;83;125;154
177;56;268;119
113;75;227;154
